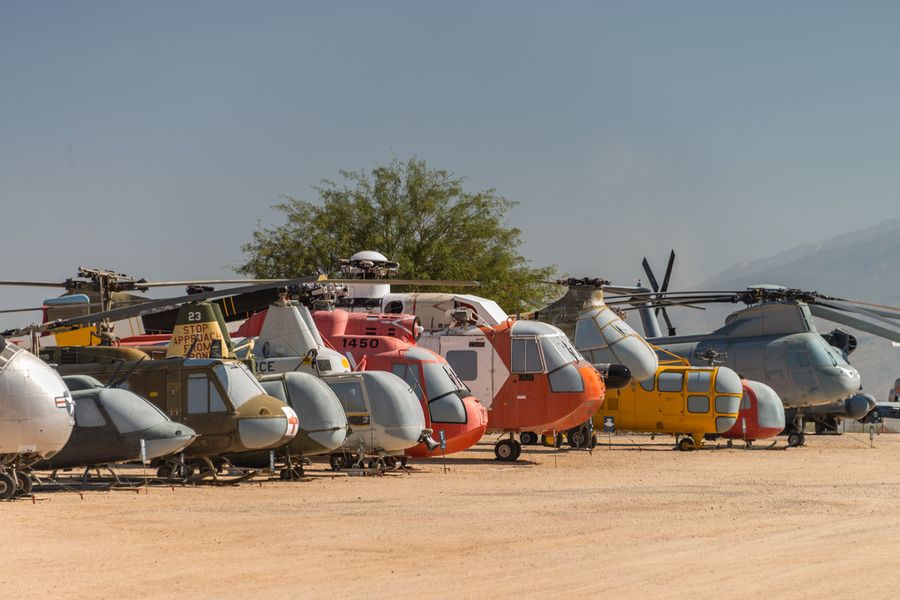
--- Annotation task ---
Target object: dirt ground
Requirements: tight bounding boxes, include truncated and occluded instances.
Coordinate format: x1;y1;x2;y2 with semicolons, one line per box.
3;433;900;599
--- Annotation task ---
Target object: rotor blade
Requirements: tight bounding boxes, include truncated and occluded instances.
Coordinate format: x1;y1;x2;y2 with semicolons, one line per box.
809;304;900;343
641;258;660;293
327;278;480;287
138;278;480;288
660;250;675;294
0;307;43;314
0;280;69;288
1;275;323;337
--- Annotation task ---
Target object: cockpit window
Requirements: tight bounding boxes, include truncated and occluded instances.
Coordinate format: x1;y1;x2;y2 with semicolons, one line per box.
423;362;460;399
541;335;582;371
511;337;543;373
809;343;839;367
213;363;266;409
575;317;606;350
101;390;168;434
330;380;368;413
391;363;424;400
187;373;227;414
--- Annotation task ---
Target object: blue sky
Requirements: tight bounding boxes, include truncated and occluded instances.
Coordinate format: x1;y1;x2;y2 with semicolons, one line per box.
2;1;900;324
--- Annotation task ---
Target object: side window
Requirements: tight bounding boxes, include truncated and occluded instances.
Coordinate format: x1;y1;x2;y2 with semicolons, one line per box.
687;395;710;413
640;377;655;392
187;374;209;414
687;371;711;393
75;397;107;427
330;381;368;413
446;350;478;381
384;301;404;314
391;363;424;400
187;373;227;414
658;372;684;392
511;338;543;373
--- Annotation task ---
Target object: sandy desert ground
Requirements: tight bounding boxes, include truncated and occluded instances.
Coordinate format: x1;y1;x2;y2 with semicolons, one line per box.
3;433;900;599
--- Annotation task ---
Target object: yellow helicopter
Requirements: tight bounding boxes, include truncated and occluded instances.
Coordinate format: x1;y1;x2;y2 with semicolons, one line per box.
594;348;743;451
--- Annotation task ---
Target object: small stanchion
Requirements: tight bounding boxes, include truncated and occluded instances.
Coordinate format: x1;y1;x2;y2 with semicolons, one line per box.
140;438;149;495
439;430;447;474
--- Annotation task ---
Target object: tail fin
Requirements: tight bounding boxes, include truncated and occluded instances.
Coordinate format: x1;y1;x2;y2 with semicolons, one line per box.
166;301;235;358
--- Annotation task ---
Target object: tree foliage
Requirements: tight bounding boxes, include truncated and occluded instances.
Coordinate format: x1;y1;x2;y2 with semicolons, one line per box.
239;157;556;313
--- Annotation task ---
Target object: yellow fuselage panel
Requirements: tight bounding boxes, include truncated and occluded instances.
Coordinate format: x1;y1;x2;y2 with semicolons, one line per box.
593;366;741;437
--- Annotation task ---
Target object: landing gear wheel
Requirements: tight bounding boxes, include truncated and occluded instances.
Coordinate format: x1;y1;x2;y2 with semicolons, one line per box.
494;439;522;461
677;437;696;452
567;428;586;448
542;433;564;448
787;432;805;447
0;473;16;500
329;453;348;471
589;434;598;449
399;456;409;468
156;465;173;479
15;472;32;496
520;431;538;445
814;422;825;435
384;457;398;469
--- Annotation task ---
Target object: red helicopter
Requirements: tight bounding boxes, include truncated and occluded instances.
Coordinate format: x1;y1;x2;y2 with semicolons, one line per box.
721;379;786;446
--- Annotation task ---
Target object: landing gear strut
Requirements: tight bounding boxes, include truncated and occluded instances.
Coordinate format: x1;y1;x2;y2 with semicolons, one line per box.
786;413;806;447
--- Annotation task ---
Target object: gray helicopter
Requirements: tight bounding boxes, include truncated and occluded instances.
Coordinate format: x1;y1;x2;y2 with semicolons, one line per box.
597;252;900;446
225;371;349;479
30;375;197;478
0;338;75;499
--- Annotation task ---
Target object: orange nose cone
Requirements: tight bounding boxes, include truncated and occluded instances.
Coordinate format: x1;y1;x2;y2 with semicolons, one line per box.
405;395;489;458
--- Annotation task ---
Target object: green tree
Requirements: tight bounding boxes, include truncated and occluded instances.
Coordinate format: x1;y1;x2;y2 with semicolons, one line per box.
239;157;556;313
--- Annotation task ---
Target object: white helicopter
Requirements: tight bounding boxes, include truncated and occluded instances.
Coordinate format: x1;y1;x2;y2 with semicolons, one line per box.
0;337;75;499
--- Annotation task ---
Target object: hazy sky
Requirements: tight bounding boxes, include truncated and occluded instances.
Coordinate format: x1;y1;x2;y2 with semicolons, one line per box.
2;1;900;326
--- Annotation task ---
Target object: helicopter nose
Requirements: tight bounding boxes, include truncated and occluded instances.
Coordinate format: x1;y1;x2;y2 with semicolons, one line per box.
610;340;658;381
238;411;294;451
143;427;198;460
818;365;861;401
308;427;348;452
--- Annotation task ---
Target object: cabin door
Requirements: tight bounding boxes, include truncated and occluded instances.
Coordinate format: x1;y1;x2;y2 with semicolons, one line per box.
440;335;497;410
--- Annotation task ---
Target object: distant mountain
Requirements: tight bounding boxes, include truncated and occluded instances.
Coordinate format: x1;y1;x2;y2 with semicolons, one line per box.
702;217;900;303
682;218;900;401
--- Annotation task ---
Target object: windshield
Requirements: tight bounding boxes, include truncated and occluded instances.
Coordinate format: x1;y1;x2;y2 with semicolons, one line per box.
423;362;464;400
213;362;267;408
540;335;582;371
100;389;169;434
809;341;839;367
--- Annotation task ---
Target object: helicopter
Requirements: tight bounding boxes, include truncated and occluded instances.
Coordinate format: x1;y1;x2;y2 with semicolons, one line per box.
0;338;75;499
593;359;745;451
33;375;197;476
322;370;436;470
544;251;900;447
310;308;488;458
3;294;303;479
223;371;349;479
721;379;785;446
